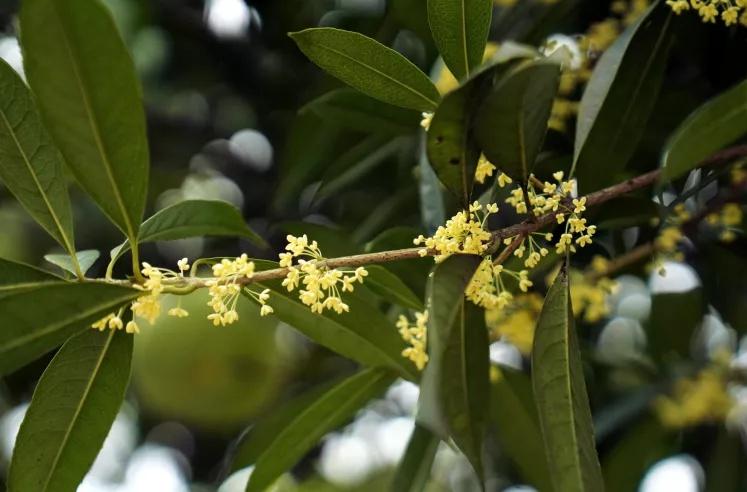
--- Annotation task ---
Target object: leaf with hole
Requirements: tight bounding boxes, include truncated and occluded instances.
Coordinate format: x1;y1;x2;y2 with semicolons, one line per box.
531;263;604;491
8;329;132;492
290;28;440;112
0;282;138;375
20;0;149;240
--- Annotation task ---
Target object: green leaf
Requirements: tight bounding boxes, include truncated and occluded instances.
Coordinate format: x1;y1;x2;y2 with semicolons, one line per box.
490;367;551;491
0;60;77;263
303;88;420;135
391;423;439;492
111;199;266;262
662;78;747;180
230;382;336;473
8;329;132;492
20;0;150;240
418;254;488;481
425;76;482;205
316;136;405;199
45;250;100;276
365;265;424;311
0;257;58;293
573;2;673;193
427;0;492;80
425;50;532;205
647;288;704;362
289;28;440;112
531;263;604;492
474;59;560;182
602;416;674;492
418;140;446;235
0;282;138;375
246;261;418;381
245;368;396;492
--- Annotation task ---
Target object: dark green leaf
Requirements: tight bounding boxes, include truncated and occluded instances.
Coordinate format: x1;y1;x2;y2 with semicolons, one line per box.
426;77;482;205
230;382;336;473
0;60;77;262
45;250;100;276
112;199;266;262
427;0;492;80
8;329;132;492
662;78;747;180
490;367;551;491
303;88;420;135
474;59;560;182
531;264;604;492
418;141;446;235
391;423;439;492
0;257;58;293
573;2;674;193
245;368;396;492
0;282;138;375
290;28;440;112
21;0;149;240
418;254;488;481
245;261;418;381
602;416;674;492
647;288;704;362
426;50;532;204
705;429;747;492
317;136;405;199
365;265;424;311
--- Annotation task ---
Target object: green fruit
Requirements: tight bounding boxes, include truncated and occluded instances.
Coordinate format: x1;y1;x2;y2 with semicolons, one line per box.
132;292;291;432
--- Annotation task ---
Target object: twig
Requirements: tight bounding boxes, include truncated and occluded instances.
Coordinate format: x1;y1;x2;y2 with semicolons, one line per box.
95;146;747;290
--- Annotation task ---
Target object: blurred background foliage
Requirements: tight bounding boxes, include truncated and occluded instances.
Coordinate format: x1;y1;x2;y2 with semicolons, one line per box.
0;0;746;491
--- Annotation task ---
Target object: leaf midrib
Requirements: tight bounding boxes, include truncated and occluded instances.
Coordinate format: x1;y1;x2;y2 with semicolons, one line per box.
250;371;387;490
314;42;438;110
460;0;469;77
0;108;76;259
0;293;135;356
39;330;115;492
253;286;415;379
49;0;137;241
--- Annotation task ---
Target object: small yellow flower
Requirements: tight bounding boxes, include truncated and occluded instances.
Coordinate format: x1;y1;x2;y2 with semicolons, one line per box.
168;307;189;318
397;310;429;370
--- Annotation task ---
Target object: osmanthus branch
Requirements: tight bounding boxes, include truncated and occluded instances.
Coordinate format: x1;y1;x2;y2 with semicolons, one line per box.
94;145;747;291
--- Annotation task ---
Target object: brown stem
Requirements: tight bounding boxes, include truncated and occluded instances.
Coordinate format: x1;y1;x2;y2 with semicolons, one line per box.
104;146;747;290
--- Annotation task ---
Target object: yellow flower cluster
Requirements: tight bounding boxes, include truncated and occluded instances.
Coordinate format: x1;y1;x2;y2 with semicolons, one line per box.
414;201;497;262
570;272;617;324
465;258;534;311
206;254;273;326
706;203;743;243
486;293;543;355
655;366;735;428
92;258;192;334
506;172;596;254
666;0;747;26
279;235;368;314
651;203;691;271
396;310;429;370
